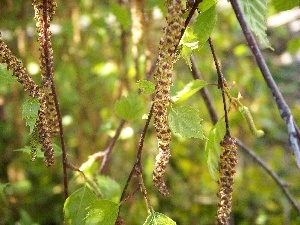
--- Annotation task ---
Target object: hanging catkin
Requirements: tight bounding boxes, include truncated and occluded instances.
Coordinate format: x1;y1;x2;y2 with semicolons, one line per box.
152;0;184;196
216;136;238;224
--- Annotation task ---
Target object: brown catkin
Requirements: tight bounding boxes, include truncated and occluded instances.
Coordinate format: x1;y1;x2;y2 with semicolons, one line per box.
152;0;185;196
216;136;238;225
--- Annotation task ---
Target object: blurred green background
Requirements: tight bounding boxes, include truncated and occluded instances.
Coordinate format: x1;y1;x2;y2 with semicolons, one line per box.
0;0;299;224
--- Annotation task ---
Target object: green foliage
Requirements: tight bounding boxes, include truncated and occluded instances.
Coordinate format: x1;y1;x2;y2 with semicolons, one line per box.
14;144;62;159
180;27;199;69
0;64;16;84
172;80;208;104
21;98;40;133
205;120;226;181
239;0;273;49
85;200;118;225
271;0;298;11
96;176;121;203
137;80;155;94
168;105;205;139
143;212;176;225
64;186;119;225
287;37;300;54
110;1;131;30
114;92;144;120
194;5;217;49
199;0;218;12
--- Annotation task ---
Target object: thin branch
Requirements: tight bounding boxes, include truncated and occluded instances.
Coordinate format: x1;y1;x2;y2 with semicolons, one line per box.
229;0;300;167
208;37;231;137
190;54;300;215
236;139;300;214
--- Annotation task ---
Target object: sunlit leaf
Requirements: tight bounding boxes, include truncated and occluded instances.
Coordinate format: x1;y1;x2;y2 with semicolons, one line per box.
85;200;118;225
64;186;96;225
21;98;40;133
239;0;273;49
137;80;155;94
168;105;205;139
172;80;208;104
271;0;298;12
194;5;217;49
205;119;225;181
199;0;218;12
180;27;199;69
114;92;144;120
143;212;176;225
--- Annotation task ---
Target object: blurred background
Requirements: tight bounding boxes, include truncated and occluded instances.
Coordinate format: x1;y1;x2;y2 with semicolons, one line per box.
0;0;299;224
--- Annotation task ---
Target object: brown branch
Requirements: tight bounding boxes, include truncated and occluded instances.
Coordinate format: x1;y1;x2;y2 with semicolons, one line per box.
190;54;300;215
229;0;300;167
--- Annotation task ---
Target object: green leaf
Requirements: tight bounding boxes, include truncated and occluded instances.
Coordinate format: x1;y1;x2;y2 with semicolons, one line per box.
239;0;273;49
0;183;9;192
137;80;155;94
172;80;208;104
0;64;16;84
143;212;176;225
85;200;118;225
96;175;121;203
21;98;40;133
168;105;205;139
64;186;96;225
114;92;144;120
199;0;218;12
110;2;131;30
287;37;300;54
180;27;199;69
204;119;225;181
271;0;298;12
194;5;217;49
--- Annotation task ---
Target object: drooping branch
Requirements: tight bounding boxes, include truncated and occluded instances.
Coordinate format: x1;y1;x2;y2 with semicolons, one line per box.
229;0;300;167
190;54;300;215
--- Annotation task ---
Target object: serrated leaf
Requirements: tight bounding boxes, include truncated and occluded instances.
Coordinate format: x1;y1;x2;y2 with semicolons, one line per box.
85;200;118;225
172;80;208;104
143;212;176;225
96;175;121;203
0;64;16;84
194;5;217;49
204;120;225;181
168;105;205;139
64;186;96;225
110;2;131;30
239;0;273;49
137;80;155;94
271;0;298;12
114;92;144;120
21;98;40;132
199;0;218;12
180;27;199;69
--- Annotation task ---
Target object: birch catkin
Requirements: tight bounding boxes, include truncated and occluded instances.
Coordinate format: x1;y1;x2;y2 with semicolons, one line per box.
152;0;184;196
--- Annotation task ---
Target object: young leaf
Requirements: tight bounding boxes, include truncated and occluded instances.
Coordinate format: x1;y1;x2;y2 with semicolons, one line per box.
143;212;176;225
64;186;96;225
194;5;217;49
21;98;40;133
205;120;226;181
199;0;218;12
271;0;298;12
171;80;208;104
85;200;119;225
114;92;144;120
137;80;155;94
96;175;121;203
0;64;16;84
239;0;273;49
180;27;199;69
168;105;205;139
